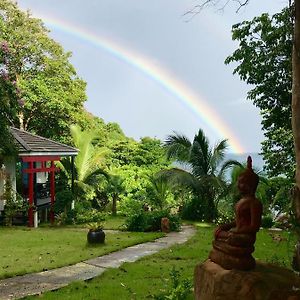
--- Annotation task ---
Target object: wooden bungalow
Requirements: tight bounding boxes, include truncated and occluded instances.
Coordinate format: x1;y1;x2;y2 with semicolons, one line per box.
0;127;78;227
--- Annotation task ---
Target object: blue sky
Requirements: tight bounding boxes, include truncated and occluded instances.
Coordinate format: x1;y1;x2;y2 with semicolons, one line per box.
17;0;287;153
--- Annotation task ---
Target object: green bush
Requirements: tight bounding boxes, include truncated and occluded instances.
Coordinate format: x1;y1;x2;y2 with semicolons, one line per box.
180;197;210;221
261;215;274;228
125;212;149;232
75;209;107;224
125;210;181;232
215;211;234;226
54;190;74;214
153;267;192;300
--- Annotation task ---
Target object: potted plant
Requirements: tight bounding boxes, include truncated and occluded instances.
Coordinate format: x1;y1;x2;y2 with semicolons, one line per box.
87;222;105;244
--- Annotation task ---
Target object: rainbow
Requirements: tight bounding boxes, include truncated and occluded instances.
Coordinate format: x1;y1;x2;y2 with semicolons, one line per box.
29;11;245;153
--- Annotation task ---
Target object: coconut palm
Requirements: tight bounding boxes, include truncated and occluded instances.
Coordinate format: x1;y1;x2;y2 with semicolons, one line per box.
161;128;241;221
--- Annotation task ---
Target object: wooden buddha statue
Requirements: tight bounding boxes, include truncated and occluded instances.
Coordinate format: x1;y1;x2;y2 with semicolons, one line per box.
209;156;263;270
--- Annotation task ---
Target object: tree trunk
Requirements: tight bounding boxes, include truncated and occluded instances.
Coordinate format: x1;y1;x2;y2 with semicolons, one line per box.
112;194;117;216
18;112;24;130
292;0;300;270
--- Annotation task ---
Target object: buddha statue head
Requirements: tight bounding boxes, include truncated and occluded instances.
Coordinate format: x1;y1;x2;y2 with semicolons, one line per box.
237;156;259;196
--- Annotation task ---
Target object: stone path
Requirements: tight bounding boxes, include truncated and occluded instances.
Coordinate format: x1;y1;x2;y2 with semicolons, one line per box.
0;226;196;300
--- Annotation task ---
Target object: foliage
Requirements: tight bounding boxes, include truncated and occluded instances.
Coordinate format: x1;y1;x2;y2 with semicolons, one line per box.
261;214;274;228
75;209;106;225
0;0;87;144
54;189;74;214
58;125;108;204
118;197;144;216
2;174;27;226
125;210;181;232
225;7;294;178
87;222;104;232
101;173;125;216
153;267;192;300
264;177;293;216
162;129;240;221
146;174;175;210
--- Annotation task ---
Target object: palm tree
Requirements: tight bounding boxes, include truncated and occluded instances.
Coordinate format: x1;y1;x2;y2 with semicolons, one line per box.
103;174;125;216
58;125;109;205
161;129;240;221
147;174;174;210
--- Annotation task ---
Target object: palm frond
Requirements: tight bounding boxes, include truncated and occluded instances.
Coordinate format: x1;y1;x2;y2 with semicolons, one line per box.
84;168;109;185
158;168;200;192
190;129;211;176
218;159;243;179
164;132;191;161
210;139;228;172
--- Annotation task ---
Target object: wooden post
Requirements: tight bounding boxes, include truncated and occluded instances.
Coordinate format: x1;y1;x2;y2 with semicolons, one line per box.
50;161;55;224
28;161;34;227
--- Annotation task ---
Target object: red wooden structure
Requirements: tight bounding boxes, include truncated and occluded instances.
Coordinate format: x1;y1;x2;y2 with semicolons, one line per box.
9;127;78;227
21;156;60;226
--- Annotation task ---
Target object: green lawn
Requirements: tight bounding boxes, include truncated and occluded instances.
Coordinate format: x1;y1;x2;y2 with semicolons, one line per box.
24;224;296;300
103;215;126;230
0;226;163;279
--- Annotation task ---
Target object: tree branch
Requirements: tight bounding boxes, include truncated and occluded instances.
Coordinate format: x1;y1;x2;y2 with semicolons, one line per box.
184;0;250;20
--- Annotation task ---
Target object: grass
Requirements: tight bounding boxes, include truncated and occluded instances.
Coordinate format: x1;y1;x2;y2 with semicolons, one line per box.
103;215;126;230
0;226;163;279
23;224;297;300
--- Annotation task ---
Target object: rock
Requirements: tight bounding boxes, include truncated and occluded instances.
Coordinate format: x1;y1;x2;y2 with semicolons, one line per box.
194;259;300;300
161;217;170;233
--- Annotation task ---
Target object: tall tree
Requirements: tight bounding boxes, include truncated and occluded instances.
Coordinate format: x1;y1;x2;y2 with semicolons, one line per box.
225;7;293;178
0;0;87;144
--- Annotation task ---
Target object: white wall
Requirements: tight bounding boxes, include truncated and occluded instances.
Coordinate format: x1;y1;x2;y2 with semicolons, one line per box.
0;157;16;211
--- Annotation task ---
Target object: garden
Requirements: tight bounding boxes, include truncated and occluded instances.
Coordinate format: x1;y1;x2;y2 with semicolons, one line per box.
0;0;300;299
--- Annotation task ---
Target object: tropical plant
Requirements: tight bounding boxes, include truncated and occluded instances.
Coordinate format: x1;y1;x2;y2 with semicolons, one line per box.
161;129;241;221
3;174;27;226
58;125;109;204
103;173;125;216
146;174;174;210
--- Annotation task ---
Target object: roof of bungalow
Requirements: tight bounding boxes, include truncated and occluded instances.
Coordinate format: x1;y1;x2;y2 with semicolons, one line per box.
10;127;78;157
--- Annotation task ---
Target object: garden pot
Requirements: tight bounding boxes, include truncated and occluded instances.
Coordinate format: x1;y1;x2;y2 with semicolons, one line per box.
87;229;105;244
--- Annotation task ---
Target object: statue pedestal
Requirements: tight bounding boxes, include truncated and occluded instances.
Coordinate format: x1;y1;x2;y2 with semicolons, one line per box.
194;259;300;300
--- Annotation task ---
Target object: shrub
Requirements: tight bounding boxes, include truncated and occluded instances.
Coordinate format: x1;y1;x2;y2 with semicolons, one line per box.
125;212;149;232
152;267;192;300
215;211;234;226
54;190;74;214
75;209;107;224
125;210;181;232
261;215;274;228
180;197;210;221
118;198;144;216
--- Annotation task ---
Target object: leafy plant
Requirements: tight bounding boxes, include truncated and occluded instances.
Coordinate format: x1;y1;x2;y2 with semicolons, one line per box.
153;267;192;300
87;222;104;232
125;210;181;232
261;214;274;229
3;174;27;226
75;209;106;224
